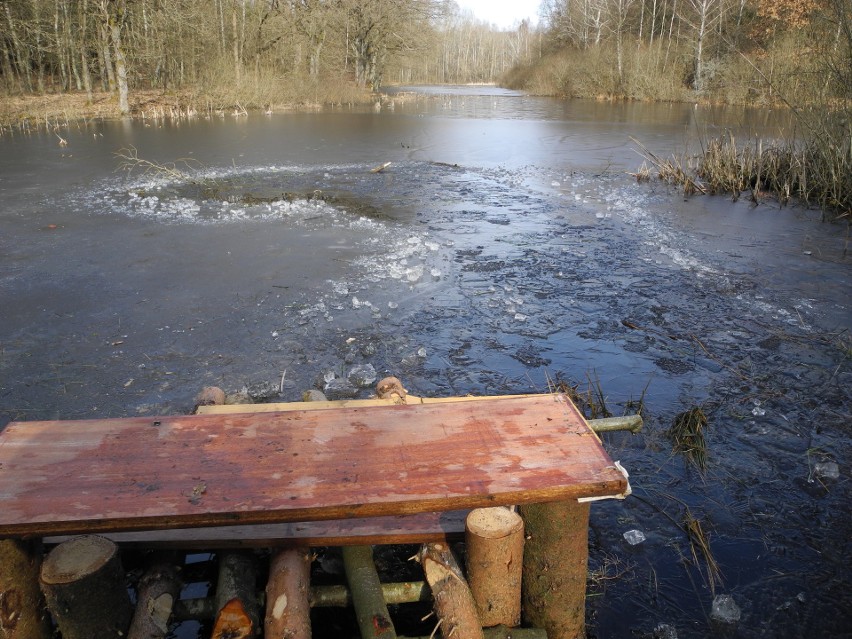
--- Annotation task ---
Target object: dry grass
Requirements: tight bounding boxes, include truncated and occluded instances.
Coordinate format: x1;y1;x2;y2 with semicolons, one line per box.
683;508;723;595
670;407;709;471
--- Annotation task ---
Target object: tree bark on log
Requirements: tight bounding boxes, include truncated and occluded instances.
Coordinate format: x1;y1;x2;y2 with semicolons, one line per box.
39;535;133;639
265;547;312;639
465;507;524;628
0;539;51;639
519;500;591;639
418;542;484;639
341;546;397;639
212;551;259;639
128;562;181;639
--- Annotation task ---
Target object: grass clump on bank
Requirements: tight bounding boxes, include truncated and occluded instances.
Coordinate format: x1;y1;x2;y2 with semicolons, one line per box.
634;113;852;222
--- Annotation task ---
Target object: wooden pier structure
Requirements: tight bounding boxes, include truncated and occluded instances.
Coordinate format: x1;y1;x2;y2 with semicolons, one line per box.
0;391;633;639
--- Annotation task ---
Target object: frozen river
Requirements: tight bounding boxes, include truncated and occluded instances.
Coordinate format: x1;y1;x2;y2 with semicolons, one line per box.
0;86;850;638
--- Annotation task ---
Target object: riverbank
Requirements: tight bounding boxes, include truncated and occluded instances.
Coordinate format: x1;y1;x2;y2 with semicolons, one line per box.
0;85;374;132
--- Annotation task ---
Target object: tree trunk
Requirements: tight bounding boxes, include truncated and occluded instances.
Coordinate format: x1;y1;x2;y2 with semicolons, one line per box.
419;543;484;639
265;547;312;639
465;507;524;628
39;535;133;639
128;563;181;639
342;546;397;639
0;540;52;639
109;12;129;115
519;500;590;639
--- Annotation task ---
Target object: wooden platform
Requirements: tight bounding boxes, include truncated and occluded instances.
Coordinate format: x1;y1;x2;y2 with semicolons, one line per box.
0;394;627;540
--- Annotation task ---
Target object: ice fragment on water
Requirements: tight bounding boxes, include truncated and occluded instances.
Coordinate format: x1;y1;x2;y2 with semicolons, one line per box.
814;461;839;480
323;370;336;384
388;301;399;309
551;180;560;187
417;347;427;358
710;595;741;624
623;529;646;545
405;265;424;282
654;624;678;639
348;364;377;388
430;268;442;280
751;399;766;416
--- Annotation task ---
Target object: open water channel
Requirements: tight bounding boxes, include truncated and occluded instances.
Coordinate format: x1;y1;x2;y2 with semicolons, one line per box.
0;86;849;638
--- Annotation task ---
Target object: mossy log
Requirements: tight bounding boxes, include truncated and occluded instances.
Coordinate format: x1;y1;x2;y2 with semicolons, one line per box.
265;546;312;639
342;546;397;639
39;535;133;639
419;542;484;639
519;501;590;639
465;507;524;628
0;539;51;639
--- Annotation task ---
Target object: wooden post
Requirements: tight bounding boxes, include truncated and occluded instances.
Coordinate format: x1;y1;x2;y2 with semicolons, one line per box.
341;546;397;639
419;542;484;639
212;551;259;639
465;507;524;628
0;539;51;639
128;562;181;639
39;535;133;639
519;500;591;639
265;547;312;639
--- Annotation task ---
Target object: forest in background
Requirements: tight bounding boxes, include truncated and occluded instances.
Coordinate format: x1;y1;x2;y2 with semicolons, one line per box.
1;0;848;114
506;0;851;107
0;0;536;116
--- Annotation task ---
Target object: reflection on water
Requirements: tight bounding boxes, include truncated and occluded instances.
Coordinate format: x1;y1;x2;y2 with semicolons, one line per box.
0;87;849;638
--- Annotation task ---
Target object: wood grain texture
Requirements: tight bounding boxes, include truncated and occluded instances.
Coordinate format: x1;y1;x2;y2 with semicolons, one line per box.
0;395;626;537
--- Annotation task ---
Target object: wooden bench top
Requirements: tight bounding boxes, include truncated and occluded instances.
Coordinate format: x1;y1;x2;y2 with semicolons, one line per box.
0;394;627;539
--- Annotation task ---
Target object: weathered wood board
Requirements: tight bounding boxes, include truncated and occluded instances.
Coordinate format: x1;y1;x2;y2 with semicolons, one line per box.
0;394;627;538
44;511;469;549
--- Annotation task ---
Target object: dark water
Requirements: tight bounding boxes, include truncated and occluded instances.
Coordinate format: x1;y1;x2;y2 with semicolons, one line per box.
1;87;849;638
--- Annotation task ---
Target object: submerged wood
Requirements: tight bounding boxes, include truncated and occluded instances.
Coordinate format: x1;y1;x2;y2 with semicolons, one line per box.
265;547;312;639
520;501;590;639
39;535;133;639
465;508;524;628
419;542;484;639
342;546;397;639
128;562;181;639
0;539;51;639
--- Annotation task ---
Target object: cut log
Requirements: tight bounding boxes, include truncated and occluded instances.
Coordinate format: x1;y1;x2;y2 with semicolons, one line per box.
520;500;590;639
465;507;524;628
212;552;259;639
419;542;484;639
39;535;133;639
341;546;397;639
128;562;181;639
0;539;51;639
265;547;312;639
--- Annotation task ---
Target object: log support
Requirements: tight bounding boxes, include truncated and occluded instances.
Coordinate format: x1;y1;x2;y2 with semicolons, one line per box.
520;500;591;639
128;562;181;639
465;507;524;628
39;535;133;639
0;539;51;639
265;546;312;639
342;545;397;639
212;551;259;639
419;542;484;639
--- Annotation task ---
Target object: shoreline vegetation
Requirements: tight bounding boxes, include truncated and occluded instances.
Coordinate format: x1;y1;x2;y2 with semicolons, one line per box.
1;0;848;219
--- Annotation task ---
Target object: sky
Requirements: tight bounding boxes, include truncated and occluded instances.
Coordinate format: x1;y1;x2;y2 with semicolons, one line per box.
455;0;541;29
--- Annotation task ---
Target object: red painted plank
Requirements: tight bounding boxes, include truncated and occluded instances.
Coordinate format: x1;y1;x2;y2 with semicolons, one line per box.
0;395;626;537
